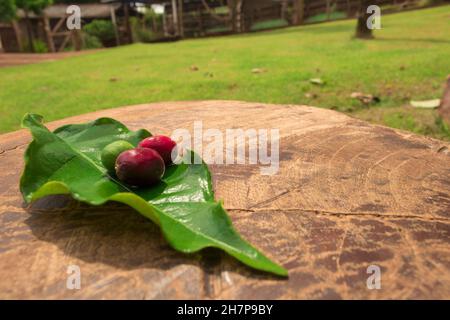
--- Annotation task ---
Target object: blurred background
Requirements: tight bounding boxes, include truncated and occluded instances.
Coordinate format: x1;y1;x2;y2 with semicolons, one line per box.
0;0;449;139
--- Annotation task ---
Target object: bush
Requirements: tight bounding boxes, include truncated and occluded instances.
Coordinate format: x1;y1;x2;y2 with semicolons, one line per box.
130;16;159;43
82;33;103;49
130;9;165;43
304;11;347;24
83;20;115;46
136;29;158;43
33;39;48;53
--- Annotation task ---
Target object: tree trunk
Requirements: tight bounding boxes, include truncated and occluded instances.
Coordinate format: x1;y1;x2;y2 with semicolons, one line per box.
355;0;373;39
0;34;4;53
228;0;243;33
292;0;305;25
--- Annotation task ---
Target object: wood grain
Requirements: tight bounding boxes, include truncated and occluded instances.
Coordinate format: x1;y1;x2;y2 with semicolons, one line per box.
0;100;449;299
439;75;450;124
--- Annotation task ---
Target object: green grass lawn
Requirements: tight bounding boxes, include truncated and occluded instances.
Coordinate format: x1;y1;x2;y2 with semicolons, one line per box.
1;6;450;139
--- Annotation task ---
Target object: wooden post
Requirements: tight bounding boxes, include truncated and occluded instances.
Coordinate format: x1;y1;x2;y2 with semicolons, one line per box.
326;0;331;21
228;0;235;32
123;2;132;43
151;10;157;33
171;0;179;36
178;0;184;37
198;6;204;35
162;11;168;36
43;15;56;53
110;6;120;46
0;23;10;52
23;10;35;52
11;21;24;51
58;32;72;52
281;0;288;21
72;29;82;51
236;0;244;32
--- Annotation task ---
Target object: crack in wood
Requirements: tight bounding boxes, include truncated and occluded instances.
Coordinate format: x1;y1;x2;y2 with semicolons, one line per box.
0;142;27;156
227;208;450;222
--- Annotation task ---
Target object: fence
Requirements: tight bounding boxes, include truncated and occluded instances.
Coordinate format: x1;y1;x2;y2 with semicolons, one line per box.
163;0;428;38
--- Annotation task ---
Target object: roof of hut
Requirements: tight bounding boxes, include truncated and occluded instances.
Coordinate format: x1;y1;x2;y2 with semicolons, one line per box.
17;3;121;19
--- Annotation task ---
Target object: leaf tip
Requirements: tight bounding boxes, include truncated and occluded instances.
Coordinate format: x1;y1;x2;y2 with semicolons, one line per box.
264;261;288;277
21;113;44;129
275;266;289;277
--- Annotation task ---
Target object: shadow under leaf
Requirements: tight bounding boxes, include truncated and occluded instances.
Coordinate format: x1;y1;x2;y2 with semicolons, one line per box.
24;195;281;281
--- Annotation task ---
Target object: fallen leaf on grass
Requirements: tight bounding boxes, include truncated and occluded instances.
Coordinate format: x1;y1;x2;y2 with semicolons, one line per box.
190;65;199;71
252;68;267;74
228;83;238;90
309;78;325;86
305;93;318;99
410;99;441;109
350;92;380;105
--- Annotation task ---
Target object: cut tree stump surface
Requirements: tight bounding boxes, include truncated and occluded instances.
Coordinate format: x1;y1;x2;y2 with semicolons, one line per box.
0;101;449;299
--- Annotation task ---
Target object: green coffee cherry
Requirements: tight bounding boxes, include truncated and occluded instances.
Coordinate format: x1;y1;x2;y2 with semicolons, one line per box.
101;140;134;173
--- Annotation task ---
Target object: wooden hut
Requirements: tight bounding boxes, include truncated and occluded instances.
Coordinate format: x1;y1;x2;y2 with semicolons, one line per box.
0;3;122;53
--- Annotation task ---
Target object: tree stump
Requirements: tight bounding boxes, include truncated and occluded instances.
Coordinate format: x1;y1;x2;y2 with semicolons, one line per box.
0;101;449;299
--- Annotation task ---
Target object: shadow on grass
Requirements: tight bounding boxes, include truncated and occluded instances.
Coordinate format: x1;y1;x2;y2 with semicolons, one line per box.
235;23;352;39
373;37;450;44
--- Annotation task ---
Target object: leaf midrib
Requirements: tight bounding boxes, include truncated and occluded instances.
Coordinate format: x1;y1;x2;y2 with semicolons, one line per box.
51;127;134;193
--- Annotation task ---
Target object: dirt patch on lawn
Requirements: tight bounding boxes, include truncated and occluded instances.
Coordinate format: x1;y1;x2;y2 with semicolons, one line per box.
0;50;100;68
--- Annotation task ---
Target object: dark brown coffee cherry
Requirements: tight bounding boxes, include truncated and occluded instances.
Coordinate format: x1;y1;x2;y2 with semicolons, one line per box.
115;148;165;187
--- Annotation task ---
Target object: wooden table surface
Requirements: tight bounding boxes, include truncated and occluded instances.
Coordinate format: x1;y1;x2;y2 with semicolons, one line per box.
0;101;449;299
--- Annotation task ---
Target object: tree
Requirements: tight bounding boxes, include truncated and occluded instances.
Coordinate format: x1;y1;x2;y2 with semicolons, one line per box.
292;0;305;25
0;0;17;52
0;0;16;21
355;0;374;39
227;0;243;32
16;0;53;52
